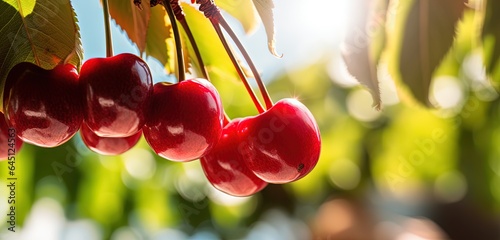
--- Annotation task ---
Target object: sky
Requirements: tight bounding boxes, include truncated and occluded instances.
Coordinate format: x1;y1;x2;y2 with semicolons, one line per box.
72;0;351;83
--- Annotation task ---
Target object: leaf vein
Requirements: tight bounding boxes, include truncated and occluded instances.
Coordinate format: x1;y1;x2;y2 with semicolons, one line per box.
15;0;39;66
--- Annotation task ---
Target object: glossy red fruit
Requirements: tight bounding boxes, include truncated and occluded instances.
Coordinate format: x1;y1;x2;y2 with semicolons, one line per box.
143;79;224;161
201;119;267;196
80;122;142;155
4;62;83;147
80;53;153;137
238;98;321;184
0;112;23;160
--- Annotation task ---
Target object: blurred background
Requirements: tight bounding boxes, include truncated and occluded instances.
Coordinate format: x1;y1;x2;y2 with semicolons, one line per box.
2;0;500;239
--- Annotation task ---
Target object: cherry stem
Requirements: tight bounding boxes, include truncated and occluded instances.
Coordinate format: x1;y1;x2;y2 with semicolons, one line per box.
223;112;230;126
179;20;209;79
169;0;209;79
212;21;265;113
218;17;273;109
163;0;185;82
102;0;113;57
194;0;273;110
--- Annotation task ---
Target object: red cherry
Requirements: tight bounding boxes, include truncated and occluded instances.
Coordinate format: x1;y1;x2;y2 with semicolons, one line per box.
0;112;23;160
80;53;153;137
80;122;142;155
238;98;321;184
4;62;83;147
201;119;267;196
143;79;224;161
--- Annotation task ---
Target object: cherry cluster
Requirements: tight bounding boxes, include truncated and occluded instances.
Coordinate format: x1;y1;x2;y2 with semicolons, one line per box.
0;0;321;197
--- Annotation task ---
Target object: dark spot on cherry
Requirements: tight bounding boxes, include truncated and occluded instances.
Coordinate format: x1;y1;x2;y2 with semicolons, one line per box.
298;163;304;172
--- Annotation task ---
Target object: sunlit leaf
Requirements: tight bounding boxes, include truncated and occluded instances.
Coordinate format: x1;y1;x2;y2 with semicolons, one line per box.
252;0;280;57
434;10;477;78
482;0;500;82
145;5;172;73
107;0;150;52
173;25;193;77
342;0;388;109
216;0;259;34
181;31;193;75
0;0;82;112
109;2;174;72
388;0;465;106
182;3;239;83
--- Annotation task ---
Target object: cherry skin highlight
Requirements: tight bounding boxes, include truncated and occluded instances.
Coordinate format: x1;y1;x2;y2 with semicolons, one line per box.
201;118;267;197
0;112;23;160
4;62;83;147
237;98;321;184
80;53;153;137
80;122;142;155
143;79;224;162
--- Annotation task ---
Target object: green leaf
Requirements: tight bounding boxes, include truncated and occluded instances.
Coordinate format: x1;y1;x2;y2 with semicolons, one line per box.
109;2;172;72
182;3;244;98
108;0;150;52
216;0;259;34
482;0;500;83
342;0;388;109
388;0;465;106
0;0;82;111
252;0;280;57
3;0;35;17
434;9;476;78
145;5;172;72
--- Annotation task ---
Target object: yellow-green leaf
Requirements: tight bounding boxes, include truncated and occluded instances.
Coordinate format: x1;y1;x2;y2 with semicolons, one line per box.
0;0;82;111
182;4;239;85
3;0;34;16
109;2;173;72
482;0;500;82
108;0;150;52
145;5;172;72
252;0;279;57
216;0;259;34
388;0;465;106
